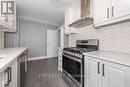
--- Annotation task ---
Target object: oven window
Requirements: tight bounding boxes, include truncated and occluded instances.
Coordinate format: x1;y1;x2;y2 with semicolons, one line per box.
63;55;81;83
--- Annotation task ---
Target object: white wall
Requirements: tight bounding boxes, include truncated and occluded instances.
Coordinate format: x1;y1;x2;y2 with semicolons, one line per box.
0;32;4;48
69;21;130;54
5;19;57;58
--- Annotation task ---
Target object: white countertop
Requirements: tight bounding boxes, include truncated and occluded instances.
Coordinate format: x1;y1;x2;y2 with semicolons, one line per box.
83;51;130;67
0;47;28;72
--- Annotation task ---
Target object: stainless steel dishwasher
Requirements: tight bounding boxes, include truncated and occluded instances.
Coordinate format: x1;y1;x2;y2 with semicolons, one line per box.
18;51;28;87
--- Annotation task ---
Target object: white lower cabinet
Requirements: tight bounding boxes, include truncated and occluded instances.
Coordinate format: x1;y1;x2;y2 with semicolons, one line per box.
85;56;130;87
7;61;17;87
0;72;5;87
85;56;102;87
103;61;130;87
0;61;17;87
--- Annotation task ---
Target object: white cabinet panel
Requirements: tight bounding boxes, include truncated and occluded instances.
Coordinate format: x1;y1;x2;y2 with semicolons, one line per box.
85;56;102;87
112;0;130;18
69;0;81;24
0;0;16;32
94;0;130;27
85;55;130;87
94;0;110;24
8;61;17;87
103;61;130;87
0;72;5;87
65;9;78;34
0;61;17;87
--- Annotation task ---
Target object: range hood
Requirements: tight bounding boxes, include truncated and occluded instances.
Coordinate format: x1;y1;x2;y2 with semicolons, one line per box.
69;17;93;28
69;0;93;28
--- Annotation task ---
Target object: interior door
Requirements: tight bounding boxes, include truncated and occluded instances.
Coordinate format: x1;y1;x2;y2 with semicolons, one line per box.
47;30;58;58
85;56;102;87
103;61;130;87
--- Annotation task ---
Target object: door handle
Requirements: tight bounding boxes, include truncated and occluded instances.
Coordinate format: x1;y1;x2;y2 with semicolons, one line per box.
102;64;105;76
107;8;110;18
97;62;100;74
112;6;114;17
8;67;12;83
4;69;9;87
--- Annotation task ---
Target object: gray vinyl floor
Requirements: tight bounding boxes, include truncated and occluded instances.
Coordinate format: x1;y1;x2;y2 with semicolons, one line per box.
25;58;69;87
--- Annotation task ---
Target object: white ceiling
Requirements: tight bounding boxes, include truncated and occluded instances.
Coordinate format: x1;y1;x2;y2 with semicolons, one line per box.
17;0;75;26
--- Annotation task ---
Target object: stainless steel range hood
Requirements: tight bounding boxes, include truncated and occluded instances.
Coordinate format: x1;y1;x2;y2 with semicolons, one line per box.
69;17;93;28
69;0;93;28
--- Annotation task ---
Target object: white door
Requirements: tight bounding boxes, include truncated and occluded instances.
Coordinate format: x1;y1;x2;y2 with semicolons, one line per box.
47;30;58;58
112;0;130;19
85;56;102;87
103;61;130;87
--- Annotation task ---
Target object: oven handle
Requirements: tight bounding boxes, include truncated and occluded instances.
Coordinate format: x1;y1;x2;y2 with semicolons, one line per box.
63;54;82;63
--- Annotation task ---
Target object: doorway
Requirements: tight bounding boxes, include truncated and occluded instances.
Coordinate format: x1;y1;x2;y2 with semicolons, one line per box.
47;30;58;58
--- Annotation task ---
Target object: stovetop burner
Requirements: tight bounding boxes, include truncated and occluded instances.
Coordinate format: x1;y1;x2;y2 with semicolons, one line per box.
63;39;99;58
63;47;97;54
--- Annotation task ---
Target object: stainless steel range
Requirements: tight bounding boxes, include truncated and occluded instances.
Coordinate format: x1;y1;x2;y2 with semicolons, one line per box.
62;39;99;87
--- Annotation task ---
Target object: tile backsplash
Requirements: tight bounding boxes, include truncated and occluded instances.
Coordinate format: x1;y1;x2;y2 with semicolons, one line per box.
69;21;130;54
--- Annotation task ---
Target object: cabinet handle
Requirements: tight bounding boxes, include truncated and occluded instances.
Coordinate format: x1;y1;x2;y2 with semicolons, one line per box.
102;64;105;76
107;8;109;18
4;69;9;87
98;62;100;74
112;6;114;17
8;67;12;83
5;14;8;23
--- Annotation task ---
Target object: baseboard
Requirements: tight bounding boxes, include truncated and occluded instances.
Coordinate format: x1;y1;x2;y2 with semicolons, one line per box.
28;56;58;61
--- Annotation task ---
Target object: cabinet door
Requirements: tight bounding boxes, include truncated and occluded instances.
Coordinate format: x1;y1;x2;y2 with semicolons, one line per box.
112;0;130;19
7;0;16;32
0;0;16;32
8;61;17;87
64;6;78;34
85;56;102;87
94;0;111;24
103;61;130;87
1;0;9;25
65;8;70;34
0;72;5;87
70;0;81;24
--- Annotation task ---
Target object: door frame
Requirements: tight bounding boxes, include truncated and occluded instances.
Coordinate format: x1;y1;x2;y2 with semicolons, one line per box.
47;29;58;58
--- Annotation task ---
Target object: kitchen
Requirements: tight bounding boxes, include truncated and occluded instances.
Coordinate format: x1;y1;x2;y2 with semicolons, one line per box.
0;0;130;87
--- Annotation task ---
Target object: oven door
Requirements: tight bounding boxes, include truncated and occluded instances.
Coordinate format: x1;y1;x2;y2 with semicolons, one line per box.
63;54;82;86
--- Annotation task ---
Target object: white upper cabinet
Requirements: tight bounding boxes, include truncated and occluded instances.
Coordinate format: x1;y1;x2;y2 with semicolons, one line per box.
68;0;81;25
94;0;130;27
65;7;78;35
93;0;110;24
0;0;16;32
112;0;130;19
